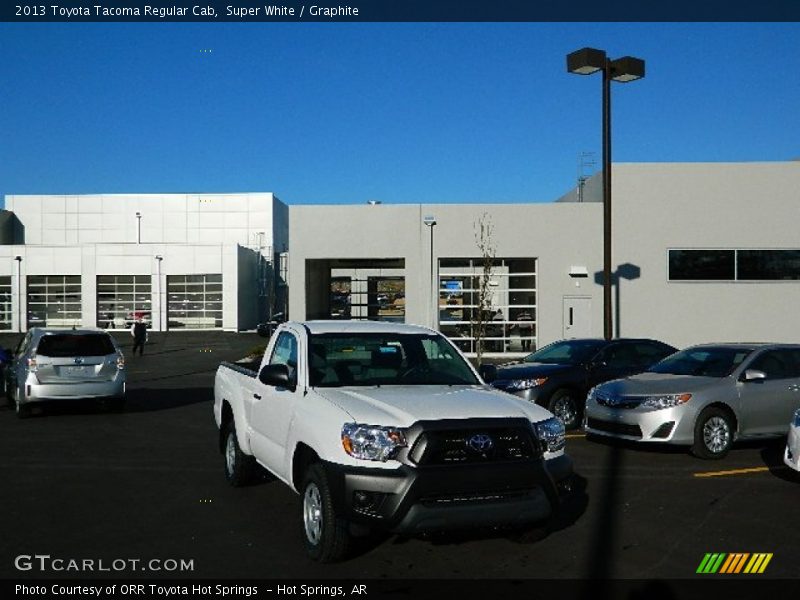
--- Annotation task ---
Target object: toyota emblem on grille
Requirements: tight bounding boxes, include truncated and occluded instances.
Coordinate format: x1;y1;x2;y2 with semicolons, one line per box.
74;358;84;365
466;433;494;452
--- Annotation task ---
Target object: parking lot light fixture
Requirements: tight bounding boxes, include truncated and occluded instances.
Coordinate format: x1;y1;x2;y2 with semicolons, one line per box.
155;255;163;331
566;47;645;341
423;216;437;329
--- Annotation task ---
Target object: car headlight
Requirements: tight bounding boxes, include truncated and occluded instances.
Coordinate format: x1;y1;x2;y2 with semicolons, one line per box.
341;423;407;462
535;417;565;453
793;408;800;428
506;377;548;391
641;393;692;410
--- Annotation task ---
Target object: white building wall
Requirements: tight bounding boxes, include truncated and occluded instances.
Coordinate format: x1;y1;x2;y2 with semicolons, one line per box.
613;161;800;348
289;202;603;347
2;192;288;331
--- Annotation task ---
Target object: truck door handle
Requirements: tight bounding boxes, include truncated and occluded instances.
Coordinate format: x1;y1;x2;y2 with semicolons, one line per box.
253;393;262;400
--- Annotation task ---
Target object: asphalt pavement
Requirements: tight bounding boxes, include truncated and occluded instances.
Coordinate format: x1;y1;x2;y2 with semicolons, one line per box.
1;331;798;583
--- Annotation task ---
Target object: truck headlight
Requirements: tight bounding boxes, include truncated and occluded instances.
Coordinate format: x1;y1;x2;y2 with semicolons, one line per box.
641;393;692;410
535;417;565;453
506;377;548;391
341;423;407;462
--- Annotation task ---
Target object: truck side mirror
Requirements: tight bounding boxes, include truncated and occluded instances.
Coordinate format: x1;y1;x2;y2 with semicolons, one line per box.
478;364;497;383
259;364;296;391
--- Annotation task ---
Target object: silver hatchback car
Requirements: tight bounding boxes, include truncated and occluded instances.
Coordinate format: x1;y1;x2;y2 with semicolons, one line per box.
585;343;800;459
5;328;126;417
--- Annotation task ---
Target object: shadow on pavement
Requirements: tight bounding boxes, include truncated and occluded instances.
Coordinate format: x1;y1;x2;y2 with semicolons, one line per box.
760;441;798;483
123;386;213;412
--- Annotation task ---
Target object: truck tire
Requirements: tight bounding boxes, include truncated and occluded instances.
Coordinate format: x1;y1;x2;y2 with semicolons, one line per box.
547;389;580;430
301;463;351;562
223;422;256;486
691;407;734;460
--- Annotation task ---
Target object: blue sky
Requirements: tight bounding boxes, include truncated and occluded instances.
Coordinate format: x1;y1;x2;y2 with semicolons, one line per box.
1;23;798;206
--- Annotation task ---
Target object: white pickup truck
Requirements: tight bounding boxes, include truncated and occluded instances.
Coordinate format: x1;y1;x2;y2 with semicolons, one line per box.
214;320;574;562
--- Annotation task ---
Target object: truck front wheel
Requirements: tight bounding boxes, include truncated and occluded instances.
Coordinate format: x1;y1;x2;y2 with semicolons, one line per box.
223;422;256;486
301;464;350;562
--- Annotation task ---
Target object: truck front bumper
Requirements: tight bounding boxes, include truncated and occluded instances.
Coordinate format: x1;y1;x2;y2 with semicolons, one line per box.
322;454;573;534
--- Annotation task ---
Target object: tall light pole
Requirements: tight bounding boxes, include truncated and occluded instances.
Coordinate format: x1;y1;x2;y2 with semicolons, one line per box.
155;255;163;331
567;48;645;340
136;212;142;244
423;215;437;329
14;255;22;332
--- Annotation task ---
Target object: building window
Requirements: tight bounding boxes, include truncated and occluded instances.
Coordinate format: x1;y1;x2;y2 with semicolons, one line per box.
669;249;800;281
0;276;11;330
167;274;222;329
668;250;735;281
97;275;152;329
438;258;537;355
330;275;405;323
27;275;82;328
737;250;800;280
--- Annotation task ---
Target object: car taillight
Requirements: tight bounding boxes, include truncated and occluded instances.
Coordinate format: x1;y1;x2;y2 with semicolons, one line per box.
27;357;38;372
116;356;125;370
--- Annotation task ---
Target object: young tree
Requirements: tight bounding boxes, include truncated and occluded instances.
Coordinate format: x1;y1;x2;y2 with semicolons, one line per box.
472;213;496;364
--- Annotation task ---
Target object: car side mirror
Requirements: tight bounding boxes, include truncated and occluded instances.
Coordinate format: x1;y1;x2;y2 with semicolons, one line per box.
259;363;296;391
742;369;767;382
478;363;497;383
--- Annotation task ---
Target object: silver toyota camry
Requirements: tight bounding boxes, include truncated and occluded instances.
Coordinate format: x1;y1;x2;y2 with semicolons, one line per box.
585;343;800;459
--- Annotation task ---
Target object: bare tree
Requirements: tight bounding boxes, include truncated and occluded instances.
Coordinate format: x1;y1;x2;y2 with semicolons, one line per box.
472;213;496;364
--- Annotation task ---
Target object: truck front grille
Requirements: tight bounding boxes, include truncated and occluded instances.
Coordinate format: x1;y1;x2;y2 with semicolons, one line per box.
409;427;537;465
419;488;535;507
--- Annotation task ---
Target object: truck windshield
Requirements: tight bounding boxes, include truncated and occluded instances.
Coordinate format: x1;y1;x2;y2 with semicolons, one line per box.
307;333;480;387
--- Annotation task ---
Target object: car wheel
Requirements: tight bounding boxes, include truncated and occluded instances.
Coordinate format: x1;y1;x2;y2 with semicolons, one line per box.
301;463;351;563
223;421;256;486
692;407;734;459
548;389;580;430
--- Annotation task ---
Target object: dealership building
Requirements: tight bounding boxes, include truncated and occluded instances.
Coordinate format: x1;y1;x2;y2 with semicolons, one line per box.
2;161;799;354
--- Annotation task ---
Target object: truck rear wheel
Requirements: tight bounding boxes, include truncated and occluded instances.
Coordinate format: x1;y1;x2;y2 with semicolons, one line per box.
301;463;350;562
223;422;256;486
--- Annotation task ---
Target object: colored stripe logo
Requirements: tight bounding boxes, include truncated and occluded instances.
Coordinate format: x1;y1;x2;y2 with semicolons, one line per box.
696;553;773;574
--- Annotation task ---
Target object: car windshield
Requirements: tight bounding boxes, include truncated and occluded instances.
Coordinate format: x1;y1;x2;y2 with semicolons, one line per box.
648;347;753;378
522;339;605;366
308;332;480;387
36;334;116;358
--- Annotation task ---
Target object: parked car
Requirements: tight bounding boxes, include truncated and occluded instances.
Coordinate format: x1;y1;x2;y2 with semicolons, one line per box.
214;320;573;562
585;343;800;459
481;338;676;429
4;328;126;417
785;408;800;473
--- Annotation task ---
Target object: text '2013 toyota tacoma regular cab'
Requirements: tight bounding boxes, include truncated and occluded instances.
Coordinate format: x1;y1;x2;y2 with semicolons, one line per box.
214;321;574;562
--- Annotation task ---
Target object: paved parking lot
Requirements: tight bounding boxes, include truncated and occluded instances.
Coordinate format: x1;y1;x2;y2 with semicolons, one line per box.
1;331;798;582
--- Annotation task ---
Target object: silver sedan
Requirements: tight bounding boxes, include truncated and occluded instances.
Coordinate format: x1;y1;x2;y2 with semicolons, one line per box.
585;344;800;459
786;408;800;473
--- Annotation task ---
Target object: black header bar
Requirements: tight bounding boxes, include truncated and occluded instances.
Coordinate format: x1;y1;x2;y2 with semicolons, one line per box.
3;0;800;23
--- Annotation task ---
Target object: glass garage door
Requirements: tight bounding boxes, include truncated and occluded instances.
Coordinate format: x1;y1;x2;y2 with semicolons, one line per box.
27;275;82;329
438;258;537;355
97;275;152;329
167;274;222;329
0;276;11;330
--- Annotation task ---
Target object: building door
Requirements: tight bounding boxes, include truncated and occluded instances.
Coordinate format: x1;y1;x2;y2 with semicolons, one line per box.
563;296;591;339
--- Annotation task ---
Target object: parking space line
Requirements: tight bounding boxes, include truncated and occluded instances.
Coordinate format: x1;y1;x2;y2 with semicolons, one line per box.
565;433;585;439
693;466;779;478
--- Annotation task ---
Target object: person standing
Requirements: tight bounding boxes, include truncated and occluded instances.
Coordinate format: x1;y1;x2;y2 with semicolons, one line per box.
131;317;148;356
